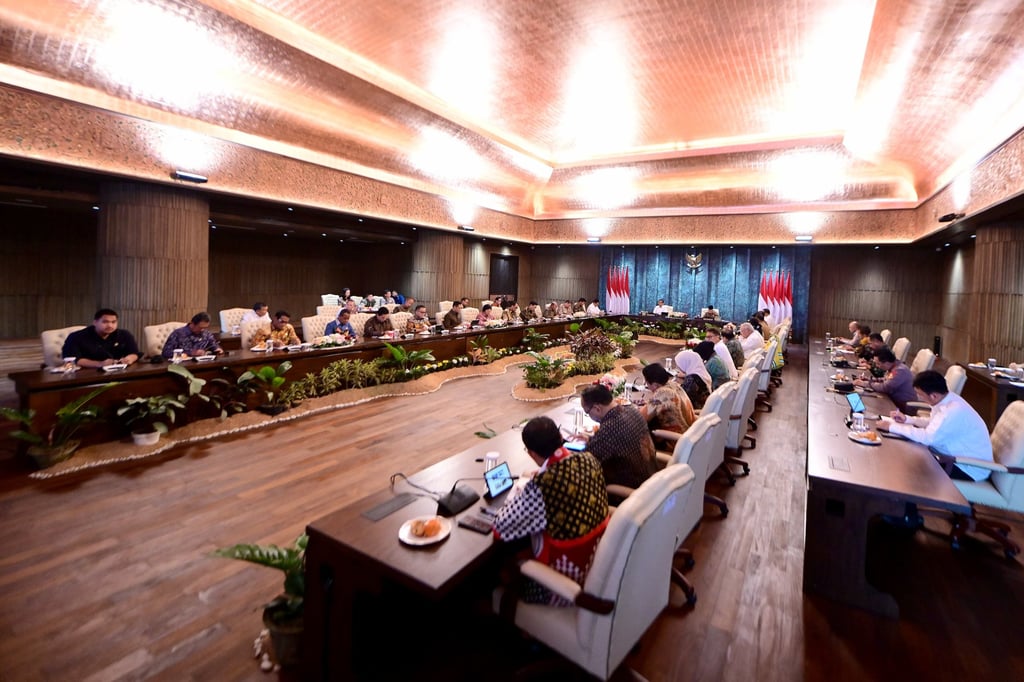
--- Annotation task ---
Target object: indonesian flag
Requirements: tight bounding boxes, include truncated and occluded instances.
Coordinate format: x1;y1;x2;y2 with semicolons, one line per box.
605;266;631;314
759;270;794;327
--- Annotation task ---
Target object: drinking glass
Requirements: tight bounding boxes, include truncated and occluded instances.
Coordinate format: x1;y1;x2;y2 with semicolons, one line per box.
664;357;674;372
987;357;998;371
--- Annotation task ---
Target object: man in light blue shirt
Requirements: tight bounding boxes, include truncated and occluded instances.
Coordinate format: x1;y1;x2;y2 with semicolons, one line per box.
324;309;357;340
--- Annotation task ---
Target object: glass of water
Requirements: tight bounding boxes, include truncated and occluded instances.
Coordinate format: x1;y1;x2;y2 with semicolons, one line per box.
987;357;998;371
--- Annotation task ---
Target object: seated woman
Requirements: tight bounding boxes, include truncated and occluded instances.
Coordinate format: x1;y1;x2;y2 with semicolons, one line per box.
639;363;696;450
695;340;730;390
673;348;712;408
476;304;493;324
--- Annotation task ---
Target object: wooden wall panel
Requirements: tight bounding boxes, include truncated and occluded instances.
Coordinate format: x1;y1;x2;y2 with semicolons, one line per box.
809;246;944;359
0;206;96;338
938;244;974;363
97;183;209;338
969;224;1024;364
409;230;464;313
520;246;602;306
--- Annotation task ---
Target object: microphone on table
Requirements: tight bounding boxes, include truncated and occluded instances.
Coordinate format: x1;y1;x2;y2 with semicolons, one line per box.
436;478;482;517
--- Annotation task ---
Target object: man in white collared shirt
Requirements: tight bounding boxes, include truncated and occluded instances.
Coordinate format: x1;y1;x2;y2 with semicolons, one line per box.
705;327;738;380
738;322;764;359
652;299;670;315
878;370;993;481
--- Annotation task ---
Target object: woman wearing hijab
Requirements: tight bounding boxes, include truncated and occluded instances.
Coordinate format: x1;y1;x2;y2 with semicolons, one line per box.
639;363;696;450
695;340;730;390
673;348;712;408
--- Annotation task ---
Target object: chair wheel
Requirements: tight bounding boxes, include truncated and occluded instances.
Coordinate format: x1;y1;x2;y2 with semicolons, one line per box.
1006;548;1019;560
687;592;697;607
997;528;1010;538
684;556;696;570
720;508;729;518
741;464;750;475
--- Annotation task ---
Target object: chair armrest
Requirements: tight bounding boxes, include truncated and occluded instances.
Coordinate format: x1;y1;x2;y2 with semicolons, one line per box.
607;483;637;499
519;560;615;614
655;452;672;468
905;400;929;411
652;429;681;443
933;453;1024;474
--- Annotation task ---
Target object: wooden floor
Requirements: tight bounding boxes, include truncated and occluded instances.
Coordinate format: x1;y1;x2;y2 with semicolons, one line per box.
0;343;1022;681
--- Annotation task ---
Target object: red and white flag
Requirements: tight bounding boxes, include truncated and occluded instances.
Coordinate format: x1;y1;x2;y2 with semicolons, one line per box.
759;269;793;326
605;266;631;314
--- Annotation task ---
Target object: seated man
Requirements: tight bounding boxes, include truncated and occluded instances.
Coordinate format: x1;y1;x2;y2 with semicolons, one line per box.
251;311;300;348
573;298;588;314
853;347;916;413
344;299;359;315
857;333;887;367
396;296;416;314
392;291;405;305
837;320;861;346
405;304;432;334
639;363;695;450
240;302;269;326
586;299;602;316
877;370;994;481
475;304;493;325
703;303;719;319
162;312;223;359
544;301;559;318
652;299;670;315
705;327;738;380
579;384;658;490
382;290;396;304
442;301;464;330
502;301;522;323
558;300;574;316
61;308;140;368
492;416;609;606
363;293;378;309
722;327;746;369
324;309;357;339
738;322;765;359
363;307;394;338
524;301;543;321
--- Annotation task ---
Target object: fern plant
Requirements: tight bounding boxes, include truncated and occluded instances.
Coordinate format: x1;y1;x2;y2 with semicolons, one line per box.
213;534;308;623
522;351;569;389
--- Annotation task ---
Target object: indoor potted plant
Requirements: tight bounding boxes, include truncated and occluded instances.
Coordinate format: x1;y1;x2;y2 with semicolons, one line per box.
237;361;293;415
116;393;187;445
213;534;307;667
0;382;118;468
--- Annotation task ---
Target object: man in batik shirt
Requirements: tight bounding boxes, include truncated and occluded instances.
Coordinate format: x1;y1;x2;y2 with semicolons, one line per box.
580;384;658;489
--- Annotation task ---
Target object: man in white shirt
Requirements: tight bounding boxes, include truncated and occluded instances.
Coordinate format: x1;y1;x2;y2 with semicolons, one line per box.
705;327;738;379
240;302;269;326
586;299;602;316
652;299;670;315
738;322;764;359
878;370;993;481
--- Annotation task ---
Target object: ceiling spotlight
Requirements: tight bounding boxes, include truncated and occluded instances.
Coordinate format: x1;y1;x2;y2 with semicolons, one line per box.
938;212;965;223
970;234;976;239
171;170;208;184
944;242;950;247
587;237;601;243
91;205;99;211
874;245;880;250
794;235;813;243
457;225;475;232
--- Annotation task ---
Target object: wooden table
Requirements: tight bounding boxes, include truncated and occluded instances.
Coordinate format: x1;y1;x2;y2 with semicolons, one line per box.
959;363;1023;431
803;340;970;618
10;318;593;443
302;399;588;680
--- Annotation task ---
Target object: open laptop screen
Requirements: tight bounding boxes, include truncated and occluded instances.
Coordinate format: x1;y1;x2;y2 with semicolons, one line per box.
484;462;514;499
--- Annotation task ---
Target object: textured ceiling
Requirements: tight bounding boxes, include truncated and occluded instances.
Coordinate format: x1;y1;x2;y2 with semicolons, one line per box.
1;0;1023;227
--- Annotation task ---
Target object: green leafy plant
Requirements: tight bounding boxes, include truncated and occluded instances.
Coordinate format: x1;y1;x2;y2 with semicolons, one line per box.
213;534;308;624
521;327;550;352
1;382;118;448
238;361;293;406
381;342;436;373
474;423;498;439
468;336;502;364
567;327;617;361
116;393;186;435
570;352;616;376
610;330;636;358
522;351;569;389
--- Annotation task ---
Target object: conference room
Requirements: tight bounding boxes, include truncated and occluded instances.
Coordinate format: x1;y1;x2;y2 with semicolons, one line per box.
1;1;1024;680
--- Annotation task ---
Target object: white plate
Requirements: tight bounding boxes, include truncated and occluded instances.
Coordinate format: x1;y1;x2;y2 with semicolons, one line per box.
300;343;313;349
49;366;79;374
249;346;269;352
101;363;128;372
1011;381;1024;388
829;374;849;381
847;431;882;446
195;354;217;362
398;516;452;546
285;345;304;352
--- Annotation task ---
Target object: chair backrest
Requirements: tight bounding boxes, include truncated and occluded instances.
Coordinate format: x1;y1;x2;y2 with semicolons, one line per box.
662;305;673;314
40;325;86;367
986;401;1024;507
727;367;759;449
218;308;248;334
892;337;911;363
143;321;185;358
390;311;412;334
316;304;342;317
577;464;696;679
741;349;763;372
945;365;967;396
775;326;790;353
461;307;480;325
699;381;737;476
351;312;374;337
909;348;936;375
880;329;893;346
301;314;334;343
665;413;720;550
241;319;271;348
438;300;453;313
320;294;339;306
757;339;778;391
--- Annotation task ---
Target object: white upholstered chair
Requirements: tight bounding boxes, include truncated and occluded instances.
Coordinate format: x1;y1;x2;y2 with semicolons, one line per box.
696;381;739;514
880;328;893;346
241;319;271;349
460;307;480;325
320;294;340;306
741;349;764;373
316;304;342;318
935;401;1024;559
143;321;185;359
494;464;696;680
892;337;911;363
390;312;412;334
350;313;373;338
218;308;248;334
907;364;968;417
40;325;86;368
438;301;453;314
301;314;334;342
909;348;936;375
756;339;778;411
727;367;760;459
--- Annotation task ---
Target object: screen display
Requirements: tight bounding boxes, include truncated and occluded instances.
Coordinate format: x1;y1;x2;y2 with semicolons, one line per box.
484;462;514;498
564;439;587;451
845;391;866;413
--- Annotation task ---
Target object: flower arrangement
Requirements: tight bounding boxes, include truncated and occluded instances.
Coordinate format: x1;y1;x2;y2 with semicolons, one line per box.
483;319;506;328
597;373;626;398
312;334;354;348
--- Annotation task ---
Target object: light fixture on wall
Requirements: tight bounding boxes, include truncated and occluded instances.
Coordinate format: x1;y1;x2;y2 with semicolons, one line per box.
794;235;814;242
938;212;964;223
457;225;475;232
587;237;601;243
171;170;208;184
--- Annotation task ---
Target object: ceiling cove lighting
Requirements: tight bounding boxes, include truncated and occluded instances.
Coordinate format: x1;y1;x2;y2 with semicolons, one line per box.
172;170;207;183
587;237;601;243
457;225;475;232
794;235;814;242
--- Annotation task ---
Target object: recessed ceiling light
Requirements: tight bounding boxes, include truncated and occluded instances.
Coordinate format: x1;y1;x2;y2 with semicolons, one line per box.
587;237;601;243
944;242;950;247
400;241;405;245
321;233;326;237
92;205;100;211
210;224;216;229
287;207;293;212
283;233;288;237
970;234;976;239
874;245;880;250
458;225;474;231
339;239;344;243
654;245;659;249
357;218;364;222
794;235;813;243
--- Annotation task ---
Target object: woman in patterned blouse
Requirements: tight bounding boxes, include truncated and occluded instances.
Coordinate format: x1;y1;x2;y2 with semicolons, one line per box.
640;363;696;449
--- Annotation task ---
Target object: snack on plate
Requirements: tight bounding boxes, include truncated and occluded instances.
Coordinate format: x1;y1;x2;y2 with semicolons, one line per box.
410;517;443;538
251;343;266;350
862;431;879;441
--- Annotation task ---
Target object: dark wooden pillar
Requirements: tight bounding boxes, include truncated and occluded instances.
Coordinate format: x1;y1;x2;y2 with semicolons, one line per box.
97;182;209;338
969;224;1024;363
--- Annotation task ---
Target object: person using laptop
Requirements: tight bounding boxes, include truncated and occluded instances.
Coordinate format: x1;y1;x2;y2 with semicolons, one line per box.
852;347;916;413
492;416;609;606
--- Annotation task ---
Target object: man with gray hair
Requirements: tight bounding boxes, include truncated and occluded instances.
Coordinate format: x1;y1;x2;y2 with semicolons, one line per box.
738;322;764;359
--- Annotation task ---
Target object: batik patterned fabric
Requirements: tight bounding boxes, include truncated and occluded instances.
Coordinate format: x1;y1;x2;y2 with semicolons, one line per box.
587;405;658;489
646;382;695;448
493;449;609;605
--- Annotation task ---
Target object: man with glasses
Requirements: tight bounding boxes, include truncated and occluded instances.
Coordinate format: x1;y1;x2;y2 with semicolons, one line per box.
161;312;223;359
579;384;657;490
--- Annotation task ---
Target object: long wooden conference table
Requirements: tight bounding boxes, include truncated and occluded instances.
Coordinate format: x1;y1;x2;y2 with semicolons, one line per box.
303;397;591;680
10;318;593;444
803;339;970;618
